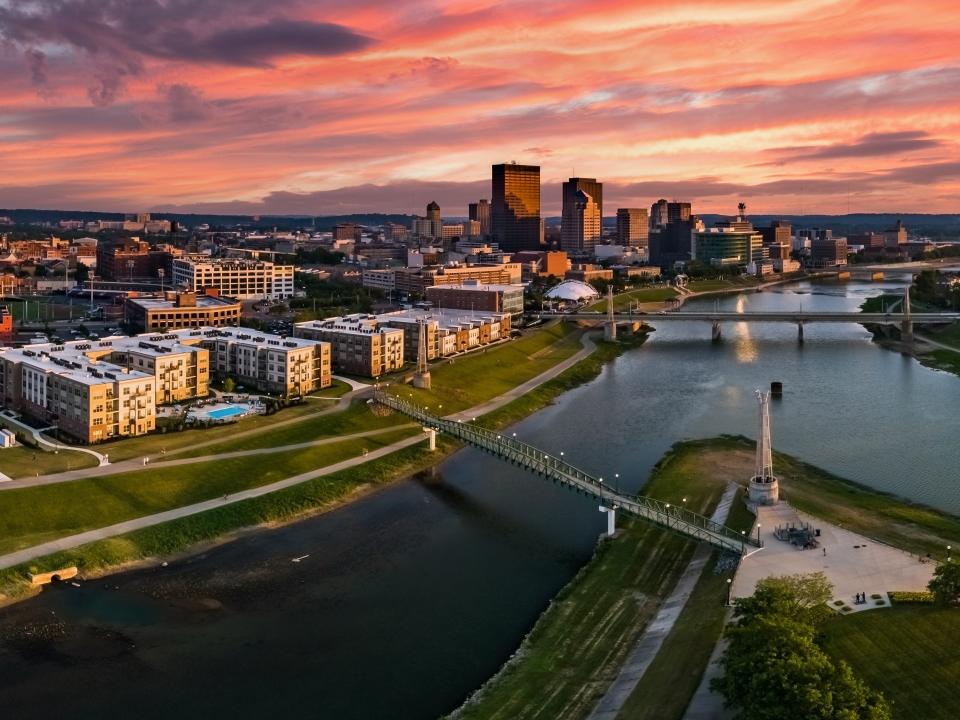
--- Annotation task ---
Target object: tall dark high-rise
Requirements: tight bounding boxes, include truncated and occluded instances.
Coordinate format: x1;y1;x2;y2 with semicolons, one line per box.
561;178;603;255
491;163;541;252
667;201;692;223
468;199;491;238
650;198;668;229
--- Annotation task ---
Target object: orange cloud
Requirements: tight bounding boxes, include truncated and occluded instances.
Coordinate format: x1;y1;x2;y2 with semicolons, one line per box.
0;0;959;213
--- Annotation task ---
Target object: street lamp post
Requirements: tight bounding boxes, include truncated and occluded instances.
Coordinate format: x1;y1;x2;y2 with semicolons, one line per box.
726;578;732;605
598;477;604;507
756;523;762;543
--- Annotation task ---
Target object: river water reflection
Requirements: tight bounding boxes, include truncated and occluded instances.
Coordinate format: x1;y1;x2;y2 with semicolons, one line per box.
1;279;957;719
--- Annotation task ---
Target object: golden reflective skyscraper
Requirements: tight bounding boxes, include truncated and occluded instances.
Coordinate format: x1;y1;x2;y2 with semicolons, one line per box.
491;163;541;251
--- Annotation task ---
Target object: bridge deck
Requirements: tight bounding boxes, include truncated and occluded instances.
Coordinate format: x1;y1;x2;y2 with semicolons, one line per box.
543;311;960;324
375;392;756;555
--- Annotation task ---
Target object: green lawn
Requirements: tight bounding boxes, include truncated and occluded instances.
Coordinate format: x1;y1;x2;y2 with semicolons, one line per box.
820;606;960;720
686;277;760;293
585;286;678;311
0;445;99;479
97;399;341;462
0;426;418;555
400;322;583;413
170;403;406;457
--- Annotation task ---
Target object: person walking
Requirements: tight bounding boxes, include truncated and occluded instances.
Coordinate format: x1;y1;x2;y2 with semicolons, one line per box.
823;547;827;557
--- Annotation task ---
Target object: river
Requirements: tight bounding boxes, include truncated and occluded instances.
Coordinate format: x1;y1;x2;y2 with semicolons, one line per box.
1;279;958;719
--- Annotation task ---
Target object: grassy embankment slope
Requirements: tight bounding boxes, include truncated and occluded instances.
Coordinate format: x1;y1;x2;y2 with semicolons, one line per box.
449;437;755;720
0;322;642;603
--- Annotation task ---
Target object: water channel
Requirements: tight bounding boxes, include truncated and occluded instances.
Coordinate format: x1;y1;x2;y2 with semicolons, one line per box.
1;278;958;719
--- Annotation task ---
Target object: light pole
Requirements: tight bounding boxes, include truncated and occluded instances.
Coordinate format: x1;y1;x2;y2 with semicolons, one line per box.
756;523;762;543
615;473;620;495
598;477;604;507
726;578;732;605
948;545;952;562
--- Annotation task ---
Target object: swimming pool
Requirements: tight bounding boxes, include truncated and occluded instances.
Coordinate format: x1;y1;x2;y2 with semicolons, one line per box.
207;405;247;420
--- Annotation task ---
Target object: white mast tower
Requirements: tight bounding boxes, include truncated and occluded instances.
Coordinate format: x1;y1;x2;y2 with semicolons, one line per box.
748;390;779;505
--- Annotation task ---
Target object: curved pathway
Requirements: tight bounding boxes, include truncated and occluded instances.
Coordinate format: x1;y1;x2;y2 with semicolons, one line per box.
0;433;428;571
0;413;108;466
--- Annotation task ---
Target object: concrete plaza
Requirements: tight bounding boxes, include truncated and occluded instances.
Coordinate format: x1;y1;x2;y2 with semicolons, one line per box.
732;502;935;611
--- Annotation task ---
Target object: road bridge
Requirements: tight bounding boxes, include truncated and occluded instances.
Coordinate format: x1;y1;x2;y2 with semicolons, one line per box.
374;392;759;555
544;287;960;342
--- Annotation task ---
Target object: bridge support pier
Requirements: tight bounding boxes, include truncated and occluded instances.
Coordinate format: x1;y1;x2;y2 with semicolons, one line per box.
604;322;617;341
797;322;804;343
711;321;721;342
599;504;617;537
423;427;436;451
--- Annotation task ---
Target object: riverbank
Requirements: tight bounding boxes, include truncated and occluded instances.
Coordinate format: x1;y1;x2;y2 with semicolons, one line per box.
0;324;649;606
447;436;960;720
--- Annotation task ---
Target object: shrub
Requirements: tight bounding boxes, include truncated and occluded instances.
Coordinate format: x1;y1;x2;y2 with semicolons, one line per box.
833;600;844;606
888;591;935;604
870;593;882;600
841;606;853;612
875;600;885;606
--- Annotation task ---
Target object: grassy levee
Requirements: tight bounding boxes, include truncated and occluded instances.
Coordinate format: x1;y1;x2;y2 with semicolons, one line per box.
169;403;405;457
401;321;582;413
820;606;960;720
447;429;747;720
0;426;418;555
686;278;760;293
584;286;677;312
0;445;99;479
475;332;649;430
98;397;344;462
0;438;451;604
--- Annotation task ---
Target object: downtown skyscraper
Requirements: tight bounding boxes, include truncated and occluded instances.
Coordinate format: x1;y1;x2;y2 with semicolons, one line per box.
491;163;541;252
561;177;603;255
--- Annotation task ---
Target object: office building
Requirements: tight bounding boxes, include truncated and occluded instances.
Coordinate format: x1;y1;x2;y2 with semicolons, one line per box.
334;223;362;241
811;238;849;266
694;205;764;267
759;220;792;261
96;238;178;282
469;199;491;238
172;257;294;300
125;291;242;333
561;186;601;255
562;178;603;222
650;199;669;229
426;280;525;316
616;208;649;249
667;202;692;223
491;163;541;252
512;250;569;279
650;218;698;268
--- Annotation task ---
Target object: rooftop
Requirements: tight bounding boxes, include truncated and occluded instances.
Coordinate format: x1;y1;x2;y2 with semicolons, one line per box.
127;294;241;310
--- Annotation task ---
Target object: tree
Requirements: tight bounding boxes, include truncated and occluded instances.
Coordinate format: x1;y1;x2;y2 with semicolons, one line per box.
928;560;960;605
222;377;236;394
734;572;833;626
75;262;90;284
33;264;48;277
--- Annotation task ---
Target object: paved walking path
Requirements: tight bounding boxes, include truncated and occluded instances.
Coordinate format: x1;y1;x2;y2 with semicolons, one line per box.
683;615;734;720
0;433;428;571
0;425;416;490
0;413;108;466
587;483;738;720
916;332;960;354
0;389;361;489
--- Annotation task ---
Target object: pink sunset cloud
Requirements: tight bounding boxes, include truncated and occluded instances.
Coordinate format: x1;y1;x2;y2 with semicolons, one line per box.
1;0;959;215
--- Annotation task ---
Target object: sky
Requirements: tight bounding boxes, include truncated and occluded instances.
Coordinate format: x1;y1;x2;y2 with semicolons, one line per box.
1;0;959;217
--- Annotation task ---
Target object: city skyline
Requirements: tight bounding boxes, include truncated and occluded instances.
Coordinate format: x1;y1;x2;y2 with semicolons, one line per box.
1;0;959;215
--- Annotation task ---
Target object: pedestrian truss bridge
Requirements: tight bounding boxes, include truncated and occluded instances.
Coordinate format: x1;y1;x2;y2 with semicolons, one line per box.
374;392;760;555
